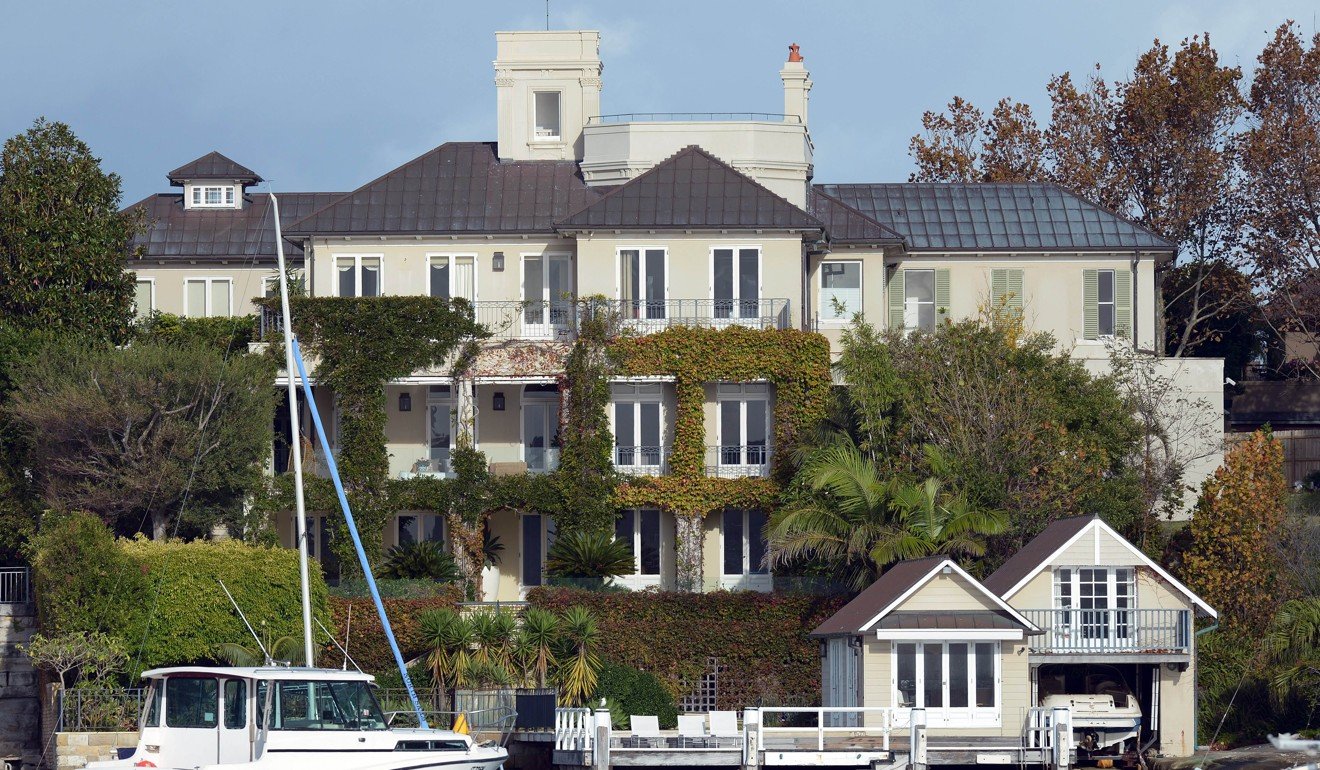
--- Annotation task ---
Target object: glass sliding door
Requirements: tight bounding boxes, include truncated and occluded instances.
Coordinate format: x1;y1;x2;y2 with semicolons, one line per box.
523;386;561;473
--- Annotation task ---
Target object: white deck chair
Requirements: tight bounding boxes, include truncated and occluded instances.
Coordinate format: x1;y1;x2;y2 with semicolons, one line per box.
677;714;708;747
708;710;740;746
629;715;660;747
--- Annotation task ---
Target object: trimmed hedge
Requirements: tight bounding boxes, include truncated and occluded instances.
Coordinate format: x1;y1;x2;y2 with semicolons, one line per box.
30;512;330;675
528;587;849;710
596;661;679;728
326;589;463;674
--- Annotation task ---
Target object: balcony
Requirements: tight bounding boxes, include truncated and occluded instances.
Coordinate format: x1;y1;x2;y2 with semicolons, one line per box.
1021;608;1191;656
398;454;453;480
613;445;669;477
704;444;771;478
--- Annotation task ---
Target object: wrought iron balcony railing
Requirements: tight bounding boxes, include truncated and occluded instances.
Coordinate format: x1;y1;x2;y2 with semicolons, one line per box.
703;444;772;478
1021;608;1191;654
613;446;670;476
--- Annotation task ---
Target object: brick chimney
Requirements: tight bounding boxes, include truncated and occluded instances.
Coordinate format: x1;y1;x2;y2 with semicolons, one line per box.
780;43;812;126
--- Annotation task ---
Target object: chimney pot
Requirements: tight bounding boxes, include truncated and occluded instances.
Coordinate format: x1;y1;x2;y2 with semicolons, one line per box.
788;43;802;62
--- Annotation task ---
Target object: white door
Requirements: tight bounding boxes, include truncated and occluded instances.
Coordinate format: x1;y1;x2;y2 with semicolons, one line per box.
523;255;573;338
160;676;221;770
712;247;761;323
218;678;251;762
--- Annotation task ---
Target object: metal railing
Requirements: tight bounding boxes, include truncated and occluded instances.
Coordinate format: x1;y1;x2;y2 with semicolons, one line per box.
1022;608;1191;653
614;446;670;476
58;687;145;732
703;445;771;478
258;304;284;341
589;112;801;124
756;706;894;751
0;567;30;604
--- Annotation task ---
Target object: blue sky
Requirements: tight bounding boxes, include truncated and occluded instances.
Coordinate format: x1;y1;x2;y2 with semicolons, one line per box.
1;1;1314;205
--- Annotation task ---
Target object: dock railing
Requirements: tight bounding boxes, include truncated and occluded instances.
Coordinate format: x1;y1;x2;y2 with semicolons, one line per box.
752;705;896;752
1021;608;1191;653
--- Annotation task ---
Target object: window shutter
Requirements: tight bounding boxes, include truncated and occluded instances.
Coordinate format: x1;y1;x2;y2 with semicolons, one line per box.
888;269;905;330
1007;269;1024;313
991;269;1008;308
1082;269;1099;341
1115;268;1132;339
935;269;951;318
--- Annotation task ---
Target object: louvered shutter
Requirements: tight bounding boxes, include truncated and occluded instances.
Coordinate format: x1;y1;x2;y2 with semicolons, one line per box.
935;269;951;319
1082;269;1099;340
1007;269;1024;314
991;268;1024;316
1115;268;1132;339
888;269;906;330
991;269;1008;308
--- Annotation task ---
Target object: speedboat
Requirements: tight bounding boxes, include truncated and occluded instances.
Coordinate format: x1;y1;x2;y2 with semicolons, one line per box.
87;666;507;770
1041;692;1142;753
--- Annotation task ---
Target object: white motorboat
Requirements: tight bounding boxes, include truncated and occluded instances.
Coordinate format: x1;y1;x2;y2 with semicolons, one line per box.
88;666;506;770
1041;692;1142;753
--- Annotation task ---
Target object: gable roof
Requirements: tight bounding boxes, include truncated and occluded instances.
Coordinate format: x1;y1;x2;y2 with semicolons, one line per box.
983;515;1217;617
810;188;904;245
127;191;342;261
286;142;601;237
167;152;262;185
813;183;1175;253
556;145;823;233
811;556;1037;637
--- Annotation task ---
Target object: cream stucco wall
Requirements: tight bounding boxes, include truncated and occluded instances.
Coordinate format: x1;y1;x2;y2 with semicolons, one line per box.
129;263;274;317
494;30;602;162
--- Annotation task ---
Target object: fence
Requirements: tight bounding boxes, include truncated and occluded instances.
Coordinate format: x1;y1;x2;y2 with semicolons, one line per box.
377;687;556;733
1227;428;1320;487
1021;608;1190;654
0;566;29;604
58;687;145;732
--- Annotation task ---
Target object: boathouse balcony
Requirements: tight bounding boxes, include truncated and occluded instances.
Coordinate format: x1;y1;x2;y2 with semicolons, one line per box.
1020;608;1191;658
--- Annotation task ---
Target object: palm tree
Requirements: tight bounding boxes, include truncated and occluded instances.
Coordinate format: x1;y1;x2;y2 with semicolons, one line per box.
768;441;1004;590
217;624;305;666
516;607;559;689
556;606;601;707
1266;596;1320;697
545;531;634;581
379;540;462;582
418;608;475;709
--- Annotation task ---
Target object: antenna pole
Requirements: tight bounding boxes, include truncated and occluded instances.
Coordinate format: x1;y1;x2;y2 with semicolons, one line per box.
545;0;549;30
270;192;317;668
219;579;271;665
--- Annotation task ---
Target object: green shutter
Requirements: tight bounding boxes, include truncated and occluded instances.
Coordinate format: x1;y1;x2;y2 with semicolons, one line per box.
1007;269;1024;313
991;269;1008;308
1082;269;1099;341
935;269;951;319
1115;268;1132;339
888;269;906;330
991;269;1024;315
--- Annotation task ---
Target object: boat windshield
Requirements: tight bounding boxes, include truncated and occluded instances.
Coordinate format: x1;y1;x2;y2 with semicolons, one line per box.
262;679;387;731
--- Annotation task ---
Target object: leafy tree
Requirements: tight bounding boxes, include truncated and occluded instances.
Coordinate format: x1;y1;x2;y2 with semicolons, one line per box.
909;35;1248;358
1184;429;1290;634
546;531;635;581
26;511;149;640
0;119;139;342
1241;23;1320;377
769;442;1005;589
6;340;276;538
21;631;126;691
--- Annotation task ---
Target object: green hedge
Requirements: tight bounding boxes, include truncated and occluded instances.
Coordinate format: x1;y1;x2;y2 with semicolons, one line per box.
596;661;679;728
31;512;329;675
528;587;849;710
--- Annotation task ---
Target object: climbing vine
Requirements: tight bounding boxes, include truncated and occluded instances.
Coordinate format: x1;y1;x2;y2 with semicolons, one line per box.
553;300;620;536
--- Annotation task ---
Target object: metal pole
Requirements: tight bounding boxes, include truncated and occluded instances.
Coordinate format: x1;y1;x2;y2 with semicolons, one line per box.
269;193;316;668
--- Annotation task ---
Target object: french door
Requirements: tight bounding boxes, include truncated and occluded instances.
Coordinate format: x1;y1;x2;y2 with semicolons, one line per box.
893;641;1000;727
620;248;667;323
524;254;572;337
712;247;761;321
1054;567;1135;647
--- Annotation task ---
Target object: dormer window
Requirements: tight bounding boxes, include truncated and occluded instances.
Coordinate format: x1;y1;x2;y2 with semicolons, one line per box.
191;185;237;208
534;92;561;140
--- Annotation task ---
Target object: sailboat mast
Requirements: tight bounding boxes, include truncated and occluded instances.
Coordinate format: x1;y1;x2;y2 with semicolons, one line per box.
270;193;317;667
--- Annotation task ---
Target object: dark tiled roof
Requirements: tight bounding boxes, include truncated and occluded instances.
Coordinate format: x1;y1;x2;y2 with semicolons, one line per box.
287;142;601;236
810;188;903;244
167;152;262;185
127;192;343;261
557;145;823;232
811;557;948;636
813;183;1174;252
1228;381;1320;426
876;610;1037;633
982;515;1096;596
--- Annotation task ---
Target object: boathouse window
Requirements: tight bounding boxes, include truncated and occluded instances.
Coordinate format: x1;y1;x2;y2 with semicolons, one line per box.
893;642;1000;725
166;677;219;728
1053;567;1135;642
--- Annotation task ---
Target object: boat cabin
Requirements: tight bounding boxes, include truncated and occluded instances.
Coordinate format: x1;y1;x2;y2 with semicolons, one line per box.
813;516;1215;759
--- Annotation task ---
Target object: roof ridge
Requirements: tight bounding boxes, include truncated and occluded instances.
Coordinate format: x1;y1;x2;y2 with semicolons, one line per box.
556;145;705;220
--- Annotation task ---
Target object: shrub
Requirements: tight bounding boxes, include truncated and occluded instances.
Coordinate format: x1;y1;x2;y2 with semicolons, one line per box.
378;541;461;582
326;591;463;674
28;511;149;641
595;661;679;729
546;531;634;579
133;312;257;352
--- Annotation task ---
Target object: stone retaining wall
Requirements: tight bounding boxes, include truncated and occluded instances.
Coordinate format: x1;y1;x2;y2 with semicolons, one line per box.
52;733;137;769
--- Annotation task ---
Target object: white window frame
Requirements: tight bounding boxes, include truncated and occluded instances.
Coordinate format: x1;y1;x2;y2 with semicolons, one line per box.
709;245;764;323
891;641;1002;728
532;91;563;141
183;277;233;318
616;246;670;327
1097;269;1116;338
819;259;863;325
134;277;156;318
610;383;665;475
904;268;936;332
719;508;771;591
262;275;279;299
521;385;561;474
520;252;573;338
1052;566;1137;646
190;184;237;209
396;512;446;547
334;254;384;298
426;253;478;302
424;386;455;478
615;508;666;587
714;382;770;476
